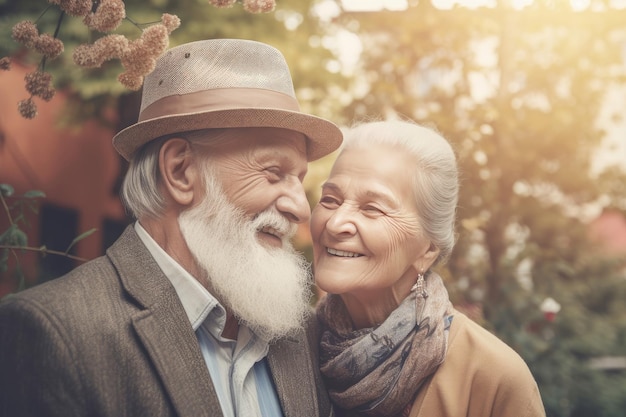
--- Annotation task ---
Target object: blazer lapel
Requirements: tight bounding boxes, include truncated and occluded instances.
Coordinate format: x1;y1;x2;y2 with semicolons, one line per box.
107;226;221;417
267;333;319;417
132;308;221;417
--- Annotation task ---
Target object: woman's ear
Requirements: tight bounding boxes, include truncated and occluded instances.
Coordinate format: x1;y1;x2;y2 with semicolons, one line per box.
159;138;199;207
414;242;440;273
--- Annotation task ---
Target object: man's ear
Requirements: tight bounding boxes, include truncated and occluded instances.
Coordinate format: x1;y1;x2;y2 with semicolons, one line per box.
159;138;199;207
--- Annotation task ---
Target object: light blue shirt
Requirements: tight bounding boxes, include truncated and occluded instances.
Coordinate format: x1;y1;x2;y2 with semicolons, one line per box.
134;222;283;417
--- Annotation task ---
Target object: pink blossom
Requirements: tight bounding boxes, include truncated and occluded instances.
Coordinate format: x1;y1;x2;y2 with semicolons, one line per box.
18;98;38;119
24;71;56;101
118;72;143;91
243;0;276;13
34;33;64;60
0;57;10;71
161;13;181;34
73;43;104;68
47;0;92;17
11;1;181;117
141;25;169;57
73;34;129;67
208;0;237;7
121;39;157;78
12;21;39;49
83;0;126;32
95;34;129;59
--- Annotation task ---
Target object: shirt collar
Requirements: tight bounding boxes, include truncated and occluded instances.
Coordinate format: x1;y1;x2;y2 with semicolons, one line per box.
134;221;225;330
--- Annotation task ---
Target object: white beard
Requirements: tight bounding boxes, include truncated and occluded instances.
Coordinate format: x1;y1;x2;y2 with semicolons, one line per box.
178;175;312;341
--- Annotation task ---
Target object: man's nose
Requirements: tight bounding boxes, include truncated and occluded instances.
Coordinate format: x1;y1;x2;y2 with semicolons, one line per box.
276;178;311;224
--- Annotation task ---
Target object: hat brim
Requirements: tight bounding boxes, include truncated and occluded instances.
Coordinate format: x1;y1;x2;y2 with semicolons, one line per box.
113;108;342;162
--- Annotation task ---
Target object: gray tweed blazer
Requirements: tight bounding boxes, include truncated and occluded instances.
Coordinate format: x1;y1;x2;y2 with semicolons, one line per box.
0;226;332;417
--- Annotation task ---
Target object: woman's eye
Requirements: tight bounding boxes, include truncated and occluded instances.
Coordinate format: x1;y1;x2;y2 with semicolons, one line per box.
364;205;385;215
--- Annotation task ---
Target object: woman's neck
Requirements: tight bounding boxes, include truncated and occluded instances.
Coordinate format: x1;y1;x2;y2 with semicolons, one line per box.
340;288;409;330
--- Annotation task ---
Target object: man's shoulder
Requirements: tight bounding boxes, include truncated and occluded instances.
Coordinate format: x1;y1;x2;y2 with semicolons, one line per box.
0;254;117;314
2;225;147;307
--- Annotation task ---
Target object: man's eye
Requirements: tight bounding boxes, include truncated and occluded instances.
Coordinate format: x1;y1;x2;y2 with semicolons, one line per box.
319;196;340;208
265;167;282;181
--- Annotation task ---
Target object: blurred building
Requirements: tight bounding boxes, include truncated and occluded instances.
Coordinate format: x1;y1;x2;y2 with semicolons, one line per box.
0;60;130;296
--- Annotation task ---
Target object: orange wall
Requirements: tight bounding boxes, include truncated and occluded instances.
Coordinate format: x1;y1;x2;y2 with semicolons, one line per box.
0;61;126;293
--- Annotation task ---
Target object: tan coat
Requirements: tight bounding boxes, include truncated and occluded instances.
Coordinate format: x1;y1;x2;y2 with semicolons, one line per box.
410;311;545;417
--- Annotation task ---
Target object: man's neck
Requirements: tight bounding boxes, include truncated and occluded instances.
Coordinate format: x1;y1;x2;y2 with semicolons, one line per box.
139;216;204;283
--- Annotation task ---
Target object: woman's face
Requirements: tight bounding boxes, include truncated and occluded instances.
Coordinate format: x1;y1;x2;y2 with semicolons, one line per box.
311;143;437;299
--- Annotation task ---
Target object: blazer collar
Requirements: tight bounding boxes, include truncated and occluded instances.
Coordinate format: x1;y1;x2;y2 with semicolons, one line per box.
267;331;320;417
107;226;222;417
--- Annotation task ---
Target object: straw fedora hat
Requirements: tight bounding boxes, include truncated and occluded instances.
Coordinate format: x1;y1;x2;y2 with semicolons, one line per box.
112;38;342;161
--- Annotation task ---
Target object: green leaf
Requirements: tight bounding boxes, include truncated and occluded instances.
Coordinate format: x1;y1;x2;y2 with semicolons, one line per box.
12;228;27;248
0;224;28;247
0;224;17;245
0;184;14;197
23;190;46;199
65;228;97;254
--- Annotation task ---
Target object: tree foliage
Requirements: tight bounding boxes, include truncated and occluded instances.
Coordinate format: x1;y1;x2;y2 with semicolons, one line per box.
0;0;348;123
330;1;626;415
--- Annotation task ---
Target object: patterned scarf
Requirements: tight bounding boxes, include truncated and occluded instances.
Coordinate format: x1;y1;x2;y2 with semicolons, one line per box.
317;272;454;417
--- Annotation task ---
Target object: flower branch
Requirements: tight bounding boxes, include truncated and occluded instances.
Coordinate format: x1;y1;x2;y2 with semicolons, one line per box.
209;0;276;13
1;0;181;119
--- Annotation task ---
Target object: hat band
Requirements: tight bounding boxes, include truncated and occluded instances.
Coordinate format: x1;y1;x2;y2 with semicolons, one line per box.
138;88;301;122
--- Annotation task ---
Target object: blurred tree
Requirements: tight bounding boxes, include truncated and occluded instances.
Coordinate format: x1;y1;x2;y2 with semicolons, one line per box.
0;0;349;126
328;1;626;416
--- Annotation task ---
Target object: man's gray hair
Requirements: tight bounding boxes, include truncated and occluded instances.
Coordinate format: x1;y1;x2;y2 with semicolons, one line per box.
120;129;232;220
342;120;459;265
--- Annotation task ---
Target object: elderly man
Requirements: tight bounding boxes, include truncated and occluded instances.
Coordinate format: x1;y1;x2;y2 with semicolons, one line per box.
0;39;342;417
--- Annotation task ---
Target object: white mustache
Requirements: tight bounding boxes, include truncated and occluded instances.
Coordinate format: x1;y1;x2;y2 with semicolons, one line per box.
251;210;297;241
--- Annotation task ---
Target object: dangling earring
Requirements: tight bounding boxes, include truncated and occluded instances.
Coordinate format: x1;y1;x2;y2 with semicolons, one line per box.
412;271;429;326
411;272;428;299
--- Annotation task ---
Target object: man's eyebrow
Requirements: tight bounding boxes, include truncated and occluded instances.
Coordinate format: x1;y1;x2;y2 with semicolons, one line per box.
320;182;340;192
259;150;307;176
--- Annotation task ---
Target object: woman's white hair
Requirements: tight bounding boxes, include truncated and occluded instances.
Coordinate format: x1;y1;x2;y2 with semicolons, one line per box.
120;129;233;220
342;120;459;265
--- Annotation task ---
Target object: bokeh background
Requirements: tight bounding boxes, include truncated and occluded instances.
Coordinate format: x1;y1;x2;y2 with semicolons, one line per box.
2;1;626;415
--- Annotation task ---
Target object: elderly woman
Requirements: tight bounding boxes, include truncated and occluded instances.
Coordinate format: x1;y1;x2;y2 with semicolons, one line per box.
311;120;545;417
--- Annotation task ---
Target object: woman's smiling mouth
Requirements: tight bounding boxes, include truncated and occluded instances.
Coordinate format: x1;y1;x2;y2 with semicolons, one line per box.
326;247;363;258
